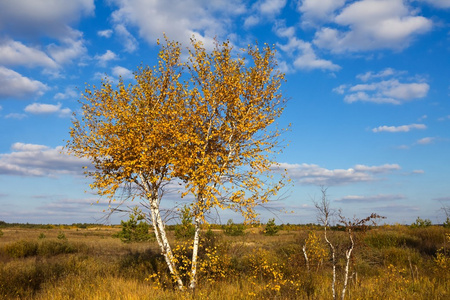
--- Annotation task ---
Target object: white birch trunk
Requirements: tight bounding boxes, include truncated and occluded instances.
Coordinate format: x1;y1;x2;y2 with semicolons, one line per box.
341;229;354;300
324;227;336;300
302;244;310;271
189;213;202;290
138;173;184;290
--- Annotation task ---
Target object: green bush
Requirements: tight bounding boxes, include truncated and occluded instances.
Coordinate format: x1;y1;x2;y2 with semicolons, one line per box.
57;231;67;240
263;218;279;236
0;229;3;237
410;217;432;228
174;205;195;239
38;233;46;239
113;208;154;243
223;219;245;236
443;217;450;229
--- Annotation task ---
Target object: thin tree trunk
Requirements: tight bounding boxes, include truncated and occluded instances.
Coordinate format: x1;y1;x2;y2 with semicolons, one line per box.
324;227;336;300
139;172;184;290
302;244;310;272
152;199;184;290
189;213;202;290
341;229;354;300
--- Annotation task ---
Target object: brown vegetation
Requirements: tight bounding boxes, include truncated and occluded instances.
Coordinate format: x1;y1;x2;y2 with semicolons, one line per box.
0;224;449;299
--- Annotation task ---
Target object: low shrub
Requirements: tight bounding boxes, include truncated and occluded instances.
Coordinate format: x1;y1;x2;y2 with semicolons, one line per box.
37;240;77;256
263;218;279;236
223;219;245;236
365;230;420;249
410;217;432;228
3;240;38;258
174;205;195;239
57;232;66;240
113;209;154;243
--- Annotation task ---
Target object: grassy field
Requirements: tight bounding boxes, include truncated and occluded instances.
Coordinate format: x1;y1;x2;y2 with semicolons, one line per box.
0;223;449;299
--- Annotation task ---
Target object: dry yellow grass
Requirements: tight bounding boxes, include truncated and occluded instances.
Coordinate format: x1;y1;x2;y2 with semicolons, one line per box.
0;225;449;299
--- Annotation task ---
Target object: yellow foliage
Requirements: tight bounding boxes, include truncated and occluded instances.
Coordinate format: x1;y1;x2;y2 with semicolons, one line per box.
304;231;328;271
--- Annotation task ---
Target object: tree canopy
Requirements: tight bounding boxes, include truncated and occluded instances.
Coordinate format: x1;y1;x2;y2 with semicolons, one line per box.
66;37;288;290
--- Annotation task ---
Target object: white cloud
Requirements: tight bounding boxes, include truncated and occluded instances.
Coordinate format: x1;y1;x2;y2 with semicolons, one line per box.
335;69;429;104
275;162;400;186
438;115;450;121
0;66;48;99
114;24;139;53
24;102;71;117
109;0;245;47
356;68;398;82
95;50;118;66
0;1;92;67
336;194;405;203
416;137;435;144
418;0;450;9
47;37;87;64
245;0;287;27
112;66;133;79
0;0;94;39
372;123;427;133
258;0;286;16
54;87;78;100
244;15;260;28
412;169;425;174
276;25;340;72
298;0;346;27
0;39;58;68
313;0;432;52
5;113;27;120
0;143;90;177
97;29;113;38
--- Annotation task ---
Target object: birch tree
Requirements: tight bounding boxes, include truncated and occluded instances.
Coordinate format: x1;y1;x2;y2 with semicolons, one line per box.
67;39;187;289
178;39;287;289
66;37;287;291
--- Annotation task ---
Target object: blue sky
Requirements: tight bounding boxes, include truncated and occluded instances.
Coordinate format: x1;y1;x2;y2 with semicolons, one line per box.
0;0;449;225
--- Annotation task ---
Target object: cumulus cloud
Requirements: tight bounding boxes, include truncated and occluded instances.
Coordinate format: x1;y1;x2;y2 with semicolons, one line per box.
95;50;118;66
276;24;340;72
54;87;78;100
0;143;90;177
419;0;450;9
275;162;400;186
0;0;94;39
114;24;139;53
0;39;58;68
336;194;405;203
334;68;429;104
298;0;346;27
47;36;87;64
244;0;286;27
24;103;71;117
97;29;113;38
5;113;27;120
0;66;48;99
0;1;93;69
313;0;432;52
112;66;133;79
372;123;427;133
110;0;245;48
416;137;435;144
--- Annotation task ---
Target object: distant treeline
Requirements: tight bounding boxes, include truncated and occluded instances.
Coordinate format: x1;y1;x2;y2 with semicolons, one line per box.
0;221;111;229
